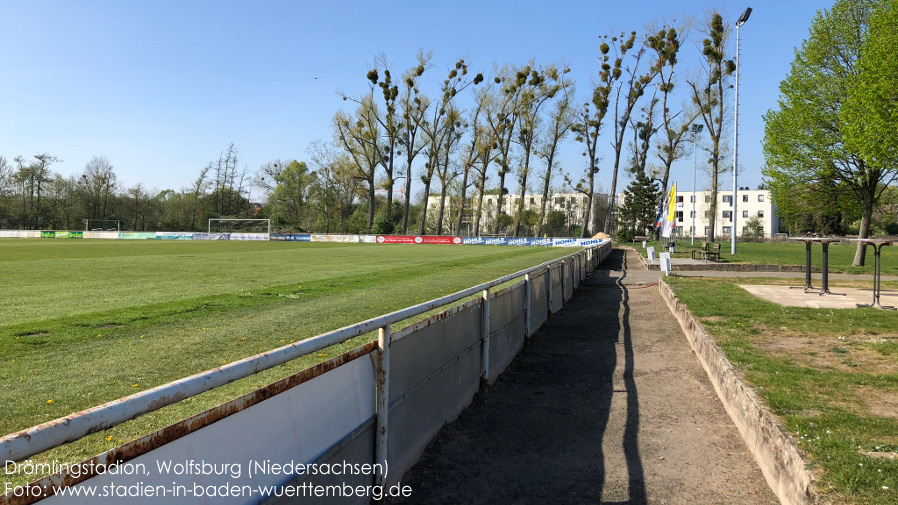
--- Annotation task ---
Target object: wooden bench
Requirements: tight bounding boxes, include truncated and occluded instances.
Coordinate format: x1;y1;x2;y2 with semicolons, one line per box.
702;243;722;261
633;235;649;243
692;242;709;260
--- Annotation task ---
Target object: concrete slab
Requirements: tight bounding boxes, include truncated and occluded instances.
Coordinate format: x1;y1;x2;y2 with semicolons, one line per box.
738;284;898;309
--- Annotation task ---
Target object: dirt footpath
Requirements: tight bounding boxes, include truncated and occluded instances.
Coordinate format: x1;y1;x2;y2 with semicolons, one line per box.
388;248;778;505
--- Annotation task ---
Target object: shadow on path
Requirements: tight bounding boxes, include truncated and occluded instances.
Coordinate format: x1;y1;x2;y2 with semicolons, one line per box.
388;248;777;505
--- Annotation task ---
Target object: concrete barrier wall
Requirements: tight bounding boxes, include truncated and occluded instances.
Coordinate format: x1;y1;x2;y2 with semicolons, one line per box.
4;243;611;505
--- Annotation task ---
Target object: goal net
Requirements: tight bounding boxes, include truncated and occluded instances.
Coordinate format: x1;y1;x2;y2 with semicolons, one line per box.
207;219;271;241
83;219;121;231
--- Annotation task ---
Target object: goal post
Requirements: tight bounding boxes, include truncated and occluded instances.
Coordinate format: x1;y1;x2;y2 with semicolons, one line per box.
207;218;271;241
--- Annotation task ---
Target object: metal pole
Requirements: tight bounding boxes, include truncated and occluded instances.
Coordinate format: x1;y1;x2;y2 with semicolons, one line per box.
481;288;491;383
732;8;751;253
375;324;390;486
561;260;567;302
692;132;697;246
524;273;532;341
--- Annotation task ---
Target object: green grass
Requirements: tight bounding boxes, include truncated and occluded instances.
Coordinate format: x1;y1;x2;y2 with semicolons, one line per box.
636;240;898;275
0;239;572;485
666;276;898;505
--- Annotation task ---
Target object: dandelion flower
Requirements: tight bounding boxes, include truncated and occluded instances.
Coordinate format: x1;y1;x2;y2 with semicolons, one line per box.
131;384;138;388
240;337;246;341
47;400;53;404
140;335;145;338
106;436;113;442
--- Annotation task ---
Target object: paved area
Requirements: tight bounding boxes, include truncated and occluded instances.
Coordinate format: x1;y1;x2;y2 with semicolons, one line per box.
389;249;777;505
739;284;898;309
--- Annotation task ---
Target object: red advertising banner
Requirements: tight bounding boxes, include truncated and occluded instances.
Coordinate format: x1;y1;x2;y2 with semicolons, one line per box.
418;236;462;245
375;235;462;245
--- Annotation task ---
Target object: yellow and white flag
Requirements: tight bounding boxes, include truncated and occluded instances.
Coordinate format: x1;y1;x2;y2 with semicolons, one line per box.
662;183;677;238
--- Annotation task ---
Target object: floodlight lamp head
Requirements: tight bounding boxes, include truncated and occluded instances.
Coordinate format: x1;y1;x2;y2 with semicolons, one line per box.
691;124;704;133
736;7;752;26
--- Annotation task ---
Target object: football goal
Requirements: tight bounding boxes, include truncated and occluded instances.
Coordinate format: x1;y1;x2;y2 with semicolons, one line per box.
208;218;271;240
83;219;121;231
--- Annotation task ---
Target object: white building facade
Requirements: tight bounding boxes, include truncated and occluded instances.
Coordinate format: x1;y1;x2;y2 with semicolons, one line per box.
426;192;603;235
669;188;780;239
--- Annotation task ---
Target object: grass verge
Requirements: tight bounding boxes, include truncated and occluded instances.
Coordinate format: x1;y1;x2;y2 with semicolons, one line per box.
635;240;898;275
666;276;898;505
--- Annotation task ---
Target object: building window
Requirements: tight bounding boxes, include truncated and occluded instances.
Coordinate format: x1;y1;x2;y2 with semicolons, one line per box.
704;226;710;236
758;226;764;235
743;210;749;218
690;195;695;203
530;198;535;205
758;210;765;218
689;210;695;218
705;195;711;203
704;211;710;219
722;195;733;203
722;210;732;221
758;194;765;202
677;196;684;203
676;211;684;223
742;194;749;202
723;226;732;234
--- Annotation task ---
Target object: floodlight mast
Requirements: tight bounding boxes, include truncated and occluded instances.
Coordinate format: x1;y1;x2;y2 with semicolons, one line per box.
732;7;752;255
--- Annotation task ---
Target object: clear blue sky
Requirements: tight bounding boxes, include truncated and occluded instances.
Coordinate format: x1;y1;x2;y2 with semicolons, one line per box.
1;0;827;200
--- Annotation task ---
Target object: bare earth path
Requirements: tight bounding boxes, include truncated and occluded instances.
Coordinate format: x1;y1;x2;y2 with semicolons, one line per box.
388;248;778;505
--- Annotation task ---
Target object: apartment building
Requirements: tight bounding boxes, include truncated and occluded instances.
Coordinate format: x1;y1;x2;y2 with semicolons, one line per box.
671;188;780;238
426;192;604;235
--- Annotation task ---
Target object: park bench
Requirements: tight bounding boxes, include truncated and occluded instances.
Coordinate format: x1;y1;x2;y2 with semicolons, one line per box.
633;235;649;243
702;243;721;261
692;242;709;260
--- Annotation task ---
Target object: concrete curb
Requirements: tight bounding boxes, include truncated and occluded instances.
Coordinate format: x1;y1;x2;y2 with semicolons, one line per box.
658;279;821;505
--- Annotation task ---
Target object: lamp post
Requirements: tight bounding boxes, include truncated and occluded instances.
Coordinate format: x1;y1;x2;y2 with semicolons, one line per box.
690;123;704;245
732;7;752;255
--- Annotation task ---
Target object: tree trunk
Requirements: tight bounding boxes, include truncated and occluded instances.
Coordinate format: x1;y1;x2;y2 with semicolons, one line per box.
402;159;413;233
436;184;448;235
473;164;488;236
455;168;470;236
513;148;533;237
366;180;375;233
493;171;507;235
385;147;394;220
852;200;873;267
418;178;432;235
582;159;597;238
513;188;525;237
603;150;622;235
537;150;555;237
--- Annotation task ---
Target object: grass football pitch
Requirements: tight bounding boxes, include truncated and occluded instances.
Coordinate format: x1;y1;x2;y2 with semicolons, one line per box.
0;239;573;479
